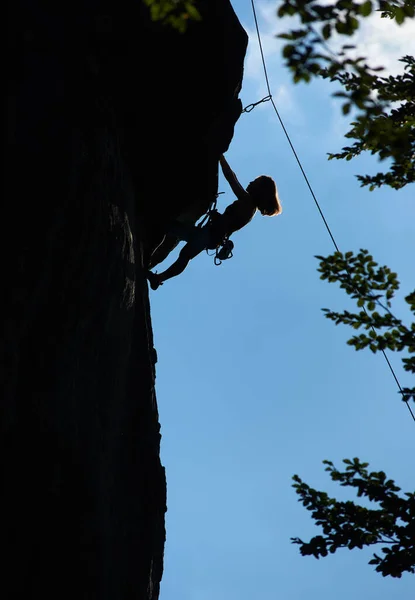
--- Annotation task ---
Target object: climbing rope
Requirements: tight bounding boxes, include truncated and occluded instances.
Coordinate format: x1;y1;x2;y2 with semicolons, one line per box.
248;0;415;423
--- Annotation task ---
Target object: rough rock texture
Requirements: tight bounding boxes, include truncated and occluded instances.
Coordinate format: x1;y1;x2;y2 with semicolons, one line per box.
3;2;247;598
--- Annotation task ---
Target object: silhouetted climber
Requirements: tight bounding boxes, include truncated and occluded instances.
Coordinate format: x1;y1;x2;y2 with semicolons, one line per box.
146;154;282;290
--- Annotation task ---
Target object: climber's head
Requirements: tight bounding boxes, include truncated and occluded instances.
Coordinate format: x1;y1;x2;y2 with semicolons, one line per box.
247;176;282;216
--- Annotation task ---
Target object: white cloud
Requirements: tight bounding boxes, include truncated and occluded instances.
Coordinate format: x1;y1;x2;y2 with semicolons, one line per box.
349;14;415;75
241;1;415;141
315;0;415;74
327;12;414;141
243;1;415;81
274;83;292;107
242;2;300;119
243;2;284;83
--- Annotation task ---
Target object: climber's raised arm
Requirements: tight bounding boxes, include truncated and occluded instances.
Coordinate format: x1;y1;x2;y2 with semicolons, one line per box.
219;154;249;201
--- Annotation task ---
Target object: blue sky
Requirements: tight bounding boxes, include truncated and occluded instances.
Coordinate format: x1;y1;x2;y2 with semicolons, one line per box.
150;2;415;598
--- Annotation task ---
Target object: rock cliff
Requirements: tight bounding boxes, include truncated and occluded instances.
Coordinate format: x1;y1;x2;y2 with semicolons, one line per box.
3;2;247;598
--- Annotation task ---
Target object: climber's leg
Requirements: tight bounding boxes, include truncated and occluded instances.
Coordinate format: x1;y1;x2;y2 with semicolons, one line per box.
147;227;210;289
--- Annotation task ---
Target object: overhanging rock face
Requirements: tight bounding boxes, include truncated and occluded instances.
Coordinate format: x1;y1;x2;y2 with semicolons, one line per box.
3;2;247;598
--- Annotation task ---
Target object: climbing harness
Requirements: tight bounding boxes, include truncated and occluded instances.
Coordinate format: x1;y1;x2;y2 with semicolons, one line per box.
199;192;235;266
197;192;223;228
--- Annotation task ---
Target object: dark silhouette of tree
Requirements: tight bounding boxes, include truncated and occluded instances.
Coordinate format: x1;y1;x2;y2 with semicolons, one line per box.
276;0;414;576
277;0;414;189
316;250;415;404
289;250;415;576
291;458;415;577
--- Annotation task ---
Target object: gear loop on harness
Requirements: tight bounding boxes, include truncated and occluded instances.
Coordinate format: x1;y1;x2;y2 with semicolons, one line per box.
214;237;234;265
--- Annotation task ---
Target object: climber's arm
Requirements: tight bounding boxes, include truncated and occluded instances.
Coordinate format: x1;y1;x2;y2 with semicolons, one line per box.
219;154;249;201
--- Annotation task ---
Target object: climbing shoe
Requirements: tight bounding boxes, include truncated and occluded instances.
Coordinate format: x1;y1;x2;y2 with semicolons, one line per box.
147;271;162;291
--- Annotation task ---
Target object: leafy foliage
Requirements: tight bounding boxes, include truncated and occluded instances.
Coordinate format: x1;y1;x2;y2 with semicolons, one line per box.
277;1;415;189
291;458;415;577
275;1;415;579
143;0;201;32
316;249;415;403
